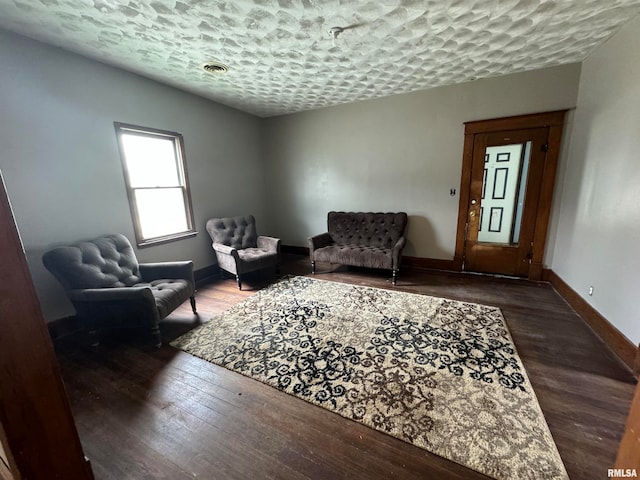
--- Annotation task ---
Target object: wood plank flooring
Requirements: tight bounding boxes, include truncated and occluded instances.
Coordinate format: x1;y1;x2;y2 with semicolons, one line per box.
56;255;637;480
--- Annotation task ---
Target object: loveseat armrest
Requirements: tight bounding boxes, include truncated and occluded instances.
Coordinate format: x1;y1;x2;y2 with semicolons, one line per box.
257;235;280;253
391;237;407;270
308;232;333;253
139;261;195;285
67;286;155;304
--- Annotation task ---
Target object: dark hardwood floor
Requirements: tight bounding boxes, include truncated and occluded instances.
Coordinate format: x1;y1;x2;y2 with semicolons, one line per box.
56;255;637;480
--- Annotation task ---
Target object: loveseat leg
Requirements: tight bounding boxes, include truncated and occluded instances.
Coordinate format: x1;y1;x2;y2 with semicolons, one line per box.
311;261;316;274
392;269;398;286
236;274;242;290
190;295;197;314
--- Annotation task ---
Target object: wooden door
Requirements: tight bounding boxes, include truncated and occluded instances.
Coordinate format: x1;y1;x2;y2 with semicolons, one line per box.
0;171;94;479
464;127;549;276
454;110;567;280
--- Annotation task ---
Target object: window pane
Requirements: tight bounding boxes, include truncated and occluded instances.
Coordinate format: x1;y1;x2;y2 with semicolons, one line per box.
134;188;188;239
121;133;181;187
116;122;196;246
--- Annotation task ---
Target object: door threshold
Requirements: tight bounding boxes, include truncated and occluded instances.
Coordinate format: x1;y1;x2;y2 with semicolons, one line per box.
463;270;526;281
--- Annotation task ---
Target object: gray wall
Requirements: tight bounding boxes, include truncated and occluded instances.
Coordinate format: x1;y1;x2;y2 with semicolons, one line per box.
6;22;636;347
550;16;640;345
263;64;581;259
0;29;266;321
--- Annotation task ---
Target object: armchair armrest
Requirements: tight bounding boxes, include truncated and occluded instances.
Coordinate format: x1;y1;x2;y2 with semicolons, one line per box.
67;286;155;304
139;261;194;285
67;287;160;332
212;242;240;259
308;232;333;253
257;235;280;253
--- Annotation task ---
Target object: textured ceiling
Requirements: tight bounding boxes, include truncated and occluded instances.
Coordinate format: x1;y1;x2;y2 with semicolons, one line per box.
1;0;639;117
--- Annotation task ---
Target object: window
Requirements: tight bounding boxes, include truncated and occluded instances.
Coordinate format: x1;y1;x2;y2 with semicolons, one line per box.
114;122;196;247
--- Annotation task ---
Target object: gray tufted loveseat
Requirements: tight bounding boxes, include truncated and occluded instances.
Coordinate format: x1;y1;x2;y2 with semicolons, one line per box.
42;233;196;347
206;215;280;290
308;211;408;285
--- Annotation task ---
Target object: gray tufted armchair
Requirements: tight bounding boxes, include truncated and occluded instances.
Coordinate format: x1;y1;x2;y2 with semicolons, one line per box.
205;215;280;290
42;233;196;347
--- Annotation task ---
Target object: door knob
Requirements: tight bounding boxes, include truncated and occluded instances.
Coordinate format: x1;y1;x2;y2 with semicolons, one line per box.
469;211;476;217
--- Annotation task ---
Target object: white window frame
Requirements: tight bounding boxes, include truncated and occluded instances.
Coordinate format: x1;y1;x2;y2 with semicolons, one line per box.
114;122;197;247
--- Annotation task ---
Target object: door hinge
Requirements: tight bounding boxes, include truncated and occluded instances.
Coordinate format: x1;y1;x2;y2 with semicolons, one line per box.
541;143;549;152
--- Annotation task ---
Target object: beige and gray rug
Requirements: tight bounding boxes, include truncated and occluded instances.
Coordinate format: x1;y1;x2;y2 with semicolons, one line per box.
171;275;568;480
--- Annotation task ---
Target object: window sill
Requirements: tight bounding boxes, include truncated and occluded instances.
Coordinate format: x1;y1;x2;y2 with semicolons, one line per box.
136;231;198;248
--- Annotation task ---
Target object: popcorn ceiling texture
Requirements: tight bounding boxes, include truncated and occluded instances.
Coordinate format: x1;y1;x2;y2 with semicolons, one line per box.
0;0;639;117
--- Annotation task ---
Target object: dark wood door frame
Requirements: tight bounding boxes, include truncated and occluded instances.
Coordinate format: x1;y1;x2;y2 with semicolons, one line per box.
453;110;568;280
616;374;640;472
0;172;94;480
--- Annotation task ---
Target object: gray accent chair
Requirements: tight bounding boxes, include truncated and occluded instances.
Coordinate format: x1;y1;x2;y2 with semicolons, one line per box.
205;215;280;290
309;211;408;285
42;233;196;347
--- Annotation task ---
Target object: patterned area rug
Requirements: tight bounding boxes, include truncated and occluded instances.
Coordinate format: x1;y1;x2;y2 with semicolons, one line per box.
171;276;568;480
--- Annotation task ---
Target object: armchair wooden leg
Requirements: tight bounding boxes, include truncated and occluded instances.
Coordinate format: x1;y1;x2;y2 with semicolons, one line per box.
392;269;398;286
151;325;161;348
88;329;100;347
236;274;242;290
190;295;197;314
311;261;316;274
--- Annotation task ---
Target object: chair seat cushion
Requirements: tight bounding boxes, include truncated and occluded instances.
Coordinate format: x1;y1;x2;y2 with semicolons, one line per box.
314;244;393;270
134;279;192;319
237;248;278;264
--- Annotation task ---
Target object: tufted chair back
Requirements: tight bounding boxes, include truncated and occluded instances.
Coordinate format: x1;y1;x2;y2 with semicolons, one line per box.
43;233;142;290
327;211;408;249
206;215;258;250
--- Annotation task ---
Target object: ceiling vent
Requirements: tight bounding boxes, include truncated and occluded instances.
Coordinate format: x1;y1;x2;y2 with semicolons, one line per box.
201;61;229;74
